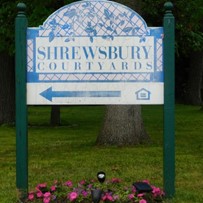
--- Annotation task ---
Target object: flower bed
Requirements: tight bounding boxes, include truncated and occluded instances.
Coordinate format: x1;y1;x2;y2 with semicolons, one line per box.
26;178;165;203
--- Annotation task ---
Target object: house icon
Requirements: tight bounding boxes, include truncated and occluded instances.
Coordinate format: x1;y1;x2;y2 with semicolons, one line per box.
135;88;151;100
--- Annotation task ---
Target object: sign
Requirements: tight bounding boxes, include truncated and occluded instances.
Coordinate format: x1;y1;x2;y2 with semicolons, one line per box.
27;0;163;105
16;0;175;198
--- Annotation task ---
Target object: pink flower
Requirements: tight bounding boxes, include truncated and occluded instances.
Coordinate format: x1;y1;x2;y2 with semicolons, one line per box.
50;185;56;192
43;192;51;203
132;186;136;193
43;197;50;203
87;184;93;189
44;192;51;198
128;193;135;200
102;193;114;201
28;192;35;201
113;195;119;200
142;180;150;184
152;186;164;197
65;180;73;187
79;180;86;185
137;193;144;198
36;191;43;198
68;191;78;202
37;183;47;189
111;178;121;183
139;199;147;203
81;190;88;197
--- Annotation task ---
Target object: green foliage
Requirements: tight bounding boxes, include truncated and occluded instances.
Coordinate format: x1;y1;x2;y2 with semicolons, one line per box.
0;1;16;54
173;0;203;55
141;0;203;56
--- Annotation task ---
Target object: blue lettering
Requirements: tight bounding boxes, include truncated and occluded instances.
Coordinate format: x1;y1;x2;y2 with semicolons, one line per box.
146;62;153;70
61;46;69;60
98;47;107;59
109;46;118;59
82;47;97;59
37;62;45;70
86;62;93;70
62;61;69;70
49;62;57;70
119;46;128;60
37;47;46;60
110;62;116;70
134;62;142;70
72;46;81;60
132;46;141;59
142;46;152;59
98;62;104;70
75;62;81;70
47;47;58;60
122;62;128;70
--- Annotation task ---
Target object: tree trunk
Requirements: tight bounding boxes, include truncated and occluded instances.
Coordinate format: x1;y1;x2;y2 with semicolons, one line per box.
0;52;15;124
185;51;203;105
50;105;61;126
96;105;149;146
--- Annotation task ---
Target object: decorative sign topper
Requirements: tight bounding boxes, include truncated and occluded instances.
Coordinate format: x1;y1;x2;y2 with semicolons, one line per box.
27;0;163;105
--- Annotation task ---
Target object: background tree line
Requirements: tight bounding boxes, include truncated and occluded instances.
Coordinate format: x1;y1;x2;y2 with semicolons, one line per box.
0;0;202;145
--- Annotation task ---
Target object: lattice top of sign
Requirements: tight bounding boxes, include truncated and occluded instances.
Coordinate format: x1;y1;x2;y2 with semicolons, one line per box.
39;0;150;42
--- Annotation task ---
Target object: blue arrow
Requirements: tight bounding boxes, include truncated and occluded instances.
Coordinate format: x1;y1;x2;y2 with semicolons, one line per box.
40;87;121;102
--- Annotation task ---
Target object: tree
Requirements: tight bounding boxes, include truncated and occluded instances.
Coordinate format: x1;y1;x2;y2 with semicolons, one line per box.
141;0;203;105
186;51;203;105
0;1;16;124
97;105;149;146
0;0;67;124
0;52;15;124
96;0;150;146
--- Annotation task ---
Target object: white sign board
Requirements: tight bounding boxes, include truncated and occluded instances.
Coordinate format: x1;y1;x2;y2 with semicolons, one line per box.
27;0;163;105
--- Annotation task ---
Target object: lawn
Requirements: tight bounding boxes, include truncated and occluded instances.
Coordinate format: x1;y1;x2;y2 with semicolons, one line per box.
0;104;202;202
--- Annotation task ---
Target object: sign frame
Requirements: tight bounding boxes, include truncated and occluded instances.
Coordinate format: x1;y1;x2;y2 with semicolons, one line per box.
15;0;175;199
26;0;164;105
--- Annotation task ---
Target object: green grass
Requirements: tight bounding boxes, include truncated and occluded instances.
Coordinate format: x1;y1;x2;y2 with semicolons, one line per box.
0;105;203;202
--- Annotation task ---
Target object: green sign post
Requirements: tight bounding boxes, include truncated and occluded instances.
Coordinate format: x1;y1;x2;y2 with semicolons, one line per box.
15;1;175;200
15;3;28;199
163;2;175;197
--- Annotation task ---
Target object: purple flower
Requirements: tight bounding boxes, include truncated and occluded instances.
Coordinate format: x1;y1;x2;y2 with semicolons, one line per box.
65;180;73;188
81;190;88;197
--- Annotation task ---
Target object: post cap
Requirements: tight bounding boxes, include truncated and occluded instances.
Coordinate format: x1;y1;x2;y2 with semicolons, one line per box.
17;2;26;12
164;2;173;11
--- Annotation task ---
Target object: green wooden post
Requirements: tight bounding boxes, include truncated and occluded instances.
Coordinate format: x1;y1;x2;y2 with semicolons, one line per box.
163;2;175;197
15;2;28;199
